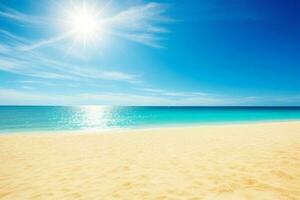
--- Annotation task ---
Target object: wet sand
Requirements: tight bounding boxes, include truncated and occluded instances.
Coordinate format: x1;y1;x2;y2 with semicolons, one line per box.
1;121;300;199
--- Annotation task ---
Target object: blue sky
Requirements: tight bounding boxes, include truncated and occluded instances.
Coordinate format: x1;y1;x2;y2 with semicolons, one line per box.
0;0;299;105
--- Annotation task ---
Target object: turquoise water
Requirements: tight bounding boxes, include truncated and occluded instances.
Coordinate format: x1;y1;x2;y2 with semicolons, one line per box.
0;106;300;133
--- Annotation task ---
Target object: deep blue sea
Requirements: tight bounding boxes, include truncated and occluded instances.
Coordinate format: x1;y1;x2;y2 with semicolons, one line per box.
0;106;300;133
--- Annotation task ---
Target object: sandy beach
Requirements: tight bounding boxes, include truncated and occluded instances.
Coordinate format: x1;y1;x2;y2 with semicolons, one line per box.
1;121;300;200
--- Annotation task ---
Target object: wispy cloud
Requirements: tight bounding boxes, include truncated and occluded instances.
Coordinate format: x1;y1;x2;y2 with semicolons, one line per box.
114;33;165;48
0;89;171;105
19;32;73;51
0;5;46;25
0;44;10;53
0;28;28;43
0;52;136;81
0;27;137;82
1;88;299;106
103;2;173;48
105;3;173;31
137;87;210;97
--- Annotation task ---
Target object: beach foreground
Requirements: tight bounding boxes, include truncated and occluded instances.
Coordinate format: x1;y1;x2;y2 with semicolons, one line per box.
1;122;300;200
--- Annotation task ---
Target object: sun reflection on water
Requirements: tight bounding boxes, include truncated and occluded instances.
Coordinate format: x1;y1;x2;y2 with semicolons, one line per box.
80;106;109;130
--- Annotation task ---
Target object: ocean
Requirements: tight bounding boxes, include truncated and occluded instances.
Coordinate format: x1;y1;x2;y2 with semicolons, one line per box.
0;106;300;133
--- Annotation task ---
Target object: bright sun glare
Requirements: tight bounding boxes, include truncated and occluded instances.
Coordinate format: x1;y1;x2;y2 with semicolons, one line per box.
66;3;101;43
72;12;97;38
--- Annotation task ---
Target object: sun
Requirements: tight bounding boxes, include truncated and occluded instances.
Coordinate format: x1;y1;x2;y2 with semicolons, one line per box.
66;2;101;43
71;11;98;40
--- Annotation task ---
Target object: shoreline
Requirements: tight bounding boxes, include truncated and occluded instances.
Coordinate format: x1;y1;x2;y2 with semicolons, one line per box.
1;119;300;136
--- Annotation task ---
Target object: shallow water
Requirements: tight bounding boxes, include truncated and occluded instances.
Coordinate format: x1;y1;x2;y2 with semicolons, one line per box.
1;106;300;133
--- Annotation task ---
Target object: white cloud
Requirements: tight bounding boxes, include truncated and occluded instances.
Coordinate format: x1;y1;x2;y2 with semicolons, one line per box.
0;89;57;105
0;89;170;105
104;3;173;31
0;44;11;53
114;33;165;48
137;87;211;97
0;28;28;43
0;28;137;82
0;52;136;81
103;2;173;48
3;88;298;106
19;32;73;51
0;6;46;25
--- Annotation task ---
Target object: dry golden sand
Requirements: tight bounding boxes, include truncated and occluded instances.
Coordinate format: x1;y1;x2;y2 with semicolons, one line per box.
1;122;300;200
